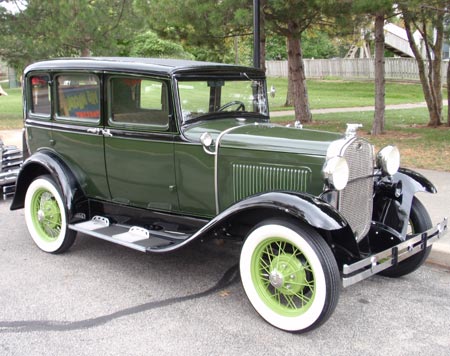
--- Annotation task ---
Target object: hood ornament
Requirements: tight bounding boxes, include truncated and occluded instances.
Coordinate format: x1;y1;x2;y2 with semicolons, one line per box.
345;123;363;138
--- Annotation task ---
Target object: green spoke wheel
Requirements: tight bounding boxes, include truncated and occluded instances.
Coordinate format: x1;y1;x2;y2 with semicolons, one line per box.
252;238;315;316
240;219;340;333
30;190;62;241
24;175;76;254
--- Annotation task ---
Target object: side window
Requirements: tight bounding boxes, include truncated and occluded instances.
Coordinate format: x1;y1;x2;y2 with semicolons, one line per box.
109;77;169;128
30;74;51;116
56;74;100;121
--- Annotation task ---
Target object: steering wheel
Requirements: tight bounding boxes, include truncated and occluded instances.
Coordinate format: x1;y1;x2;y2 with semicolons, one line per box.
218;100;246;112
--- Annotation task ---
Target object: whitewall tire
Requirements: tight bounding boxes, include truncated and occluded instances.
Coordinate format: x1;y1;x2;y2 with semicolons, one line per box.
240;219;340;333
24;175;76;254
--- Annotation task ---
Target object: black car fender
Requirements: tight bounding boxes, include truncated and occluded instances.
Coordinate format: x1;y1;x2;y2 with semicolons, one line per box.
170;191;359;261
218;191;348;231
395;167;436;194
10;150;85;218
373;167;436;238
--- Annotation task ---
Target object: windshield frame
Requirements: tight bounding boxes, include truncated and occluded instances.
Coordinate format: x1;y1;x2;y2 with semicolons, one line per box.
174;74;269;125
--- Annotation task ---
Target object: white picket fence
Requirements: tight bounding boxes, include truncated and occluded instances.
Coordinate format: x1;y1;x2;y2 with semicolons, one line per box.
267;58;449;82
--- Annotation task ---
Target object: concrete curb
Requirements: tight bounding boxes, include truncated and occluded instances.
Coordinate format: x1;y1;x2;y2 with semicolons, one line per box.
428;240;450;268
1;130;449;269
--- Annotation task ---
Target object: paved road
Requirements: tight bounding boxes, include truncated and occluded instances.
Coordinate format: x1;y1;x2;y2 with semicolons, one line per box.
1;199;449;356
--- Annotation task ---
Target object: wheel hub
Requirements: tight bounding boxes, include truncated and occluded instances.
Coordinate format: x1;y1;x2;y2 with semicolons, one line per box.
37;209;45;222
269;254;307;295
269;270;284;288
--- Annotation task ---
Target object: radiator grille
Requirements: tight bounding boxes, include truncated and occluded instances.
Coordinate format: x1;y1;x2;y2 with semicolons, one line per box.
338;139;374;240
232;164;311;202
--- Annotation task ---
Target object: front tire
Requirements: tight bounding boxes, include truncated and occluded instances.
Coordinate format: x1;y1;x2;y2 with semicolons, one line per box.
380;197;432;278
24;175;76;254
240;219;340;333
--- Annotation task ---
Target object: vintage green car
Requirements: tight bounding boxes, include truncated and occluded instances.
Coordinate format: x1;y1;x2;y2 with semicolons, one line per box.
11;58;448;333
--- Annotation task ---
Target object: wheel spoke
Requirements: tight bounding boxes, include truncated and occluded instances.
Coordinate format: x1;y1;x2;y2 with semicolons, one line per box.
293;290;312;305
275;240;287;255
268;244;277;260
259;257;271;272
283;294;297;309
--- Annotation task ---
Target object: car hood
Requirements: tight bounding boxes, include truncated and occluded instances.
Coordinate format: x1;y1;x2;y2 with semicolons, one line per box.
182;118;343;156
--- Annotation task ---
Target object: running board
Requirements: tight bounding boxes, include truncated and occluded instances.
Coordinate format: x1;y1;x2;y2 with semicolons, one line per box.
69;216;191;252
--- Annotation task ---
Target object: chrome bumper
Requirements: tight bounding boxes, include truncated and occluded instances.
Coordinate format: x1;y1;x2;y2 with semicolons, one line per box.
342;217;448;288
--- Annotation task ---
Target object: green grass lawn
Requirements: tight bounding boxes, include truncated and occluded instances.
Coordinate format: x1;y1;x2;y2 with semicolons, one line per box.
267;78;430;110
0;88;22;129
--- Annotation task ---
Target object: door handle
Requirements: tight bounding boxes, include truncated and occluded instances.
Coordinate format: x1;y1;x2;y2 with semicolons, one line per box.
102;129;113;137
87;128;101;134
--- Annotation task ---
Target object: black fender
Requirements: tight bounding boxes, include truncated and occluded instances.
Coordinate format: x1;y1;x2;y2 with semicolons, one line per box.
218;191;348;231
10;150;85;218
396;167;436;194
373;167;436;238
154;191;359;265
162;191;358;258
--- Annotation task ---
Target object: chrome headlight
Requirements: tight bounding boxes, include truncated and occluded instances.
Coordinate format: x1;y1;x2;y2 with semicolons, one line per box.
323;156;349;191
377;145;400;175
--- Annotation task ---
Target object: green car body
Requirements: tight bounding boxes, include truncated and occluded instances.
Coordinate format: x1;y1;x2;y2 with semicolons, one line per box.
11;58;448;333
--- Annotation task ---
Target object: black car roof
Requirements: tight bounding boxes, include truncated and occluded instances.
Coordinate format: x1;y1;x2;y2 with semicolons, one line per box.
24;57;265;77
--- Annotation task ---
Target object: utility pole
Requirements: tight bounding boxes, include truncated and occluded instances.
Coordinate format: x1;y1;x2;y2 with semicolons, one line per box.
253;0;260;69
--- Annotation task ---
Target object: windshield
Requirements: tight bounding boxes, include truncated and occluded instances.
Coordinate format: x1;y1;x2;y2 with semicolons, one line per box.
177;78;268;122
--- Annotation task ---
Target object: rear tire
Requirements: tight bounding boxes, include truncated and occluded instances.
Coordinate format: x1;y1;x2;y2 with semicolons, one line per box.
24;175;76;254
380;197;432;278
240;219;340;333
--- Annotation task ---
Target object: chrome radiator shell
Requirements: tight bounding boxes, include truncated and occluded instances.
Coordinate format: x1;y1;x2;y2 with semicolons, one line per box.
337;138;374;241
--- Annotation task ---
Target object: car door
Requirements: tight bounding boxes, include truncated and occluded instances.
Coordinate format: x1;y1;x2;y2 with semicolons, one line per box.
103;74;178;211
51;72;110;199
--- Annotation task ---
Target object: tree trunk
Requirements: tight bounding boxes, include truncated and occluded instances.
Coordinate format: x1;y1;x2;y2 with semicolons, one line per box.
81;47;91;57
287;35;311;123
284;38;294;107
372;12;385;135
259;0;266;73
284;64;294;106
432;13;444;121
447;60;450;127
402;8;442;127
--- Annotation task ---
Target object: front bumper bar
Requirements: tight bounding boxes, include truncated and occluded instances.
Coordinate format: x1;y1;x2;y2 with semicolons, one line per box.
342;217;448;287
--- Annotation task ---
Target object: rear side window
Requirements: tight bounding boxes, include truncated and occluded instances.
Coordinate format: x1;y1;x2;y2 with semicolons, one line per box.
30;74;51;116
109;77;169;128
56;74;100;121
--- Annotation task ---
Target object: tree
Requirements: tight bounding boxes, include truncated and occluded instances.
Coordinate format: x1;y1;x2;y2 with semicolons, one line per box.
0;0;140;71
349;0;395;135
135;0;253;64
448;53;450;126
372;12;386;135
264;1;349;123
399;0;446;127
129;31;193;59
264;1;320;123
444;7;450;127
